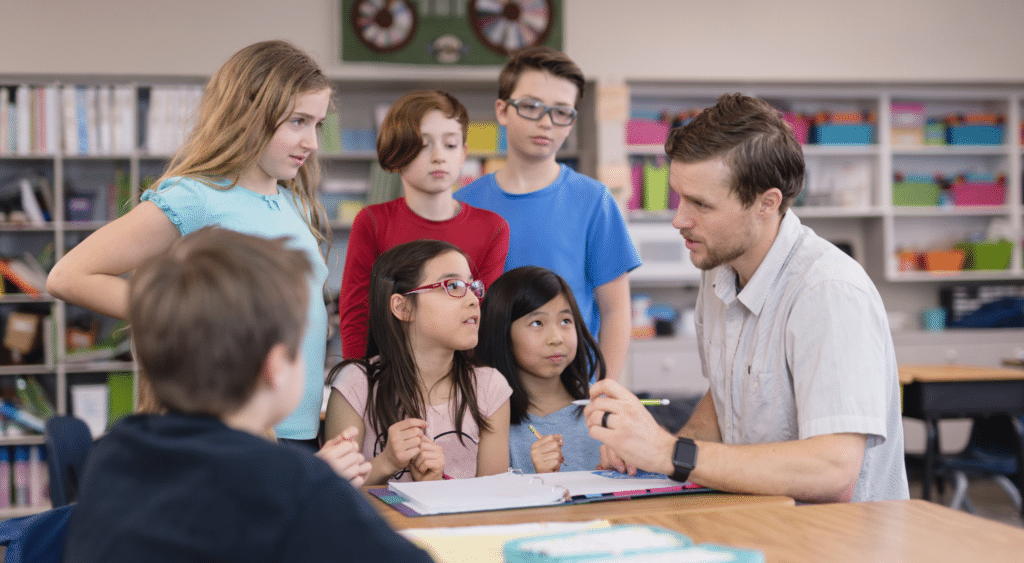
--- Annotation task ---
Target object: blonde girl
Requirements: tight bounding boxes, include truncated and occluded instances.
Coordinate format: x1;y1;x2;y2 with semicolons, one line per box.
325;239;511;485
47;40;335;451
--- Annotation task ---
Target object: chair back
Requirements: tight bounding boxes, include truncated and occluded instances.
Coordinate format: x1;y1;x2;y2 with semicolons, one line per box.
0;504;74;563
43;416;93;507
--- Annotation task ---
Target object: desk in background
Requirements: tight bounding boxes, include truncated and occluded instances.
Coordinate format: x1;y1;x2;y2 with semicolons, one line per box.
364;489;794;531
899;363;1024;513
617;499;1024;563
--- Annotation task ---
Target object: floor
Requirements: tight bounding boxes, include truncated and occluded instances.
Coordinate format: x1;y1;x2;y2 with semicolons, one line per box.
645;396;1024;529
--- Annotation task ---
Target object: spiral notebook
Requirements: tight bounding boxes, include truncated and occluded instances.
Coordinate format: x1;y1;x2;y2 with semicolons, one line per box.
383;469;709;515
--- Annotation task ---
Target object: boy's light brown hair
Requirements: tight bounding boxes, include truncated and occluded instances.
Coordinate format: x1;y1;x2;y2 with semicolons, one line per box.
498;46;586;107
377;90;469;172
128;227;311;416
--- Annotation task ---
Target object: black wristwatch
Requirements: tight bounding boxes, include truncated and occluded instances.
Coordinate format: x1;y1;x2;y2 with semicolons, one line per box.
671;437;698;482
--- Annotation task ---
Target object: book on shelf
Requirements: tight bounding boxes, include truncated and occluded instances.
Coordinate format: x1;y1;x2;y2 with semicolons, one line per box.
15;376;54;420
0;402;45;434
64;337;131;364
0;257;47;297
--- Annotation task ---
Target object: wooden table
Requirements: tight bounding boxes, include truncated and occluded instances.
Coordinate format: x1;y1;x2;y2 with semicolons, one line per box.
616;499;1024;563
898;363;1024;508
365;489;795;530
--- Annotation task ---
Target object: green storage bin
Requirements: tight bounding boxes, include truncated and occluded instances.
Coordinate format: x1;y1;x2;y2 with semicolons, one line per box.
892;181;940;206
957;240;1013;270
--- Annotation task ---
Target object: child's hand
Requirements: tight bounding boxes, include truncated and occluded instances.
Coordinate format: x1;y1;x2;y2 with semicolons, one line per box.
382;418;428;474
317;427;372;486
409;434;445;481
530;433;565;473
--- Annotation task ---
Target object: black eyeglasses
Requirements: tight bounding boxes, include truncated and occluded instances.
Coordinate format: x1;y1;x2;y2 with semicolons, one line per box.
505;98;578;126
403;278;485;299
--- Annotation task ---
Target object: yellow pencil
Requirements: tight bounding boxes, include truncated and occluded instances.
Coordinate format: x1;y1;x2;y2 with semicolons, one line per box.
528;425;567;467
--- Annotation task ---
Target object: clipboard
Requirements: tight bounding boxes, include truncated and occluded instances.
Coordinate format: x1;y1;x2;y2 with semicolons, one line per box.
371;469;712;516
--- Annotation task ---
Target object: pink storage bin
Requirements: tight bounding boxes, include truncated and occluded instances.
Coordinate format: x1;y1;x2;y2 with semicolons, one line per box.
626;119;670;145
950;182;1006;206
782;112;810;144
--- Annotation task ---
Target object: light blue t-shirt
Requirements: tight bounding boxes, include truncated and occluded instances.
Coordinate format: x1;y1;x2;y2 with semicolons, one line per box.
509;405;602;473
141;177;329;440
455;165;641;337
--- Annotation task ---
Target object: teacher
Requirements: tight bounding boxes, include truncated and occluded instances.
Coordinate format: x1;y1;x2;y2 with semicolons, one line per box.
585;93;909;503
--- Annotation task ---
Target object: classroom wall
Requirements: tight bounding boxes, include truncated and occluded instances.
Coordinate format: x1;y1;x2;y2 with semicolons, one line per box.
4;0;1024;82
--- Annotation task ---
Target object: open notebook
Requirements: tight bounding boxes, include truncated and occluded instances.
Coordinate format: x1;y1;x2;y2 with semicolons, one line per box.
384;469;708;515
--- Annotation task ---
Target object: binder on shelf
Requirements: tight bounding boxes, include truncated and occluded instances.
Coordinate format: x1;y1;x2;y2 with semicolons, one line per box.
642;158;669;211
0;87;9;156
15;85;30;156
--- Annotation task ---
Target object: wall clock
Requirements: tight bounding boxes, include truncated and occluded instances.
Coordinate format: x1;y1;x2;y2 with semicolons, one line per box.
351;0;419;54
468;0;554;56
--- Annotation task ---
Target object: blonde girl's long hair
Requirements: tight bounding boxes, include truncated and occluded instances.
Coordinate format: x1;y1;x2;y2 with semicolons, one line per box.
155;40;332;245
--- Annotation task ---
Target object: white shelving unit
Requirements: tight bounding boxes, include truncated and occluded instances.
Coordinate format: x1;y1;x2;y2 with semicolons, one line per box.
610;81;1024;394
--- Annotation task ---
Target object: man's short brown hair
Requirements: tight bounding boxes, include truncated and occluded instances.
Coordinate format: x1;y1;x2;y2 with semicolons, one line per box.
128;227;311;416
497;46;585;107
665;93;805;212
377;90;469;172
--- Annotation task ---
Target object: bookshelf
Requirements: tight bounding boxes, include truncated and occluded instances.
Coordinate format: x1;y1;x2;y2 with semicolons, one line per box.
0;75;596;515
608;81;1024;394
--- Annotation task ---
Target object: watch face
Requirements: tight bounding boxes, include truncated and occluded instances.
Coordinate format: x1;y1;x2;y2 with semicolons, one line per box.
674;438;697;470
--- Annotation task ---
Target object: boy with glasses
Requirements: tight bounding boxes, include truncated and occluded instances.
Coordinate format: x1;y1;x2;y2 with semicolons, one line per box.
456;46;640;381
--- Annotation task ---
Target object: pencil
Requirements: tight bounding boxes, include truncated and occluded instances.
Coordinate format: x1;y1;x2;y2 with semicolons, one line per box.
571;398;670;406
528;425;567;467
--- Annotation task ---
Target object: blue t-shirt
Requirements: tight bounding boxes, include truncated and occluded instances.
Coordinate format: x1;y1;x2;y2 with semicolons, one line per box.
141;177;329;440
455;165;641;336
509;404;602;473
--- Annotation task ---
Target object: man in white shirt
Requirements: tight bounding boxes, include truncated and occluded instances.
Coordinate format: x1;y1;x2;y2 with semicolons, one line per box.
585;93;909;503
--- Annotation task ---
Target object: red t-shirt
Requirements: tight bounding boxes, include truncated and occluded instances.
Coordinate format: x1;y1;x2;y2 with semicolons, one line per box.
339;198;509;359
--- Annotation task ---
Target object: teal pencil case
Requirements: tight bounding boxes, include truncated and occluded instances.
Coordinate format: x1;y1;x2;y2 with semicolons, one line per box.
503;525;764;563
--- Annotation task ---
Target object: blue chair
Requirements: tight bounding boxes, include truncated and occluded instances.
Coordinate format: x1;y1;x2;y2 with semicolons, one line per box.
0;504;74;563
43;416;93;507
939;415;1024;515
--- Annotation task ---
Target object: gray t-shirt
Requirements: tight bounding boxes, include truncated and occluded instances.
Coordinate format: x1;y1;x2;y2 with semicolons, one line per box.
696;210;910;502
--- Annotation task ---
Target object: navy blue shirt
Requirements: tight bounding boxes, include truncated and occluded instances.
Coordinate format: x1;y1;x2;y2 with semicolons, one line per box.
64;413;431;562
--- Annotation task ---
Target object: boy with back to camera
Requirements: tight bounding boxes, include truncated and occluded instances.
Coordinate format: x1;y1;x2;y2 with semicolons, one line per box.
64;227;431;563
455;46;641;381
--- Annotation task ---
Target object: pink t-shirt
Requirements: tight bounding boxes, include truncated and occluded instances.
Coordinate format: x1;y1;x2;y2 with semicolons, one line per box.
332;362;511;481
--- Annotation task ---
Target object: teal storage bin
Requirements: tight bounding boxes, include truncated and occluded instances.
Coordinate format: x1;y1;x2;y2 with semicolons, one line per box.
813;124;874;145
947;125;1003;145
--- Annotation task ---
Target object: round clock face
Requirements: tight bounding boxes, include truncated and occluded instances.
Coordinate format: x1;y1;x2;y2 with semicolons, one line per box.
469;0;554;57
352;0;419;54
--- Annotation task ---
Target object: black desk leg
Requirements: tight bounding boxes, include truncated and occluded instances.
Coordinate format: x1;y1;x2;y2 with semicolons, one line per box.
923;418;940;502
1012;416;1024;518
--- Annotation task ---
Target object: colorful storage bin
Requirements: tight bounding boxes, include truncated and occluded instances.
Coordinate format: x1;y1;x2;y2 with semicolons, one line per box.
626;119;670;145
947;125;1003;145
950;182;1006;206
783;113;810;144
892;181;940;206
813;124;873;145
924;249;965;272
957;240;1013;270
